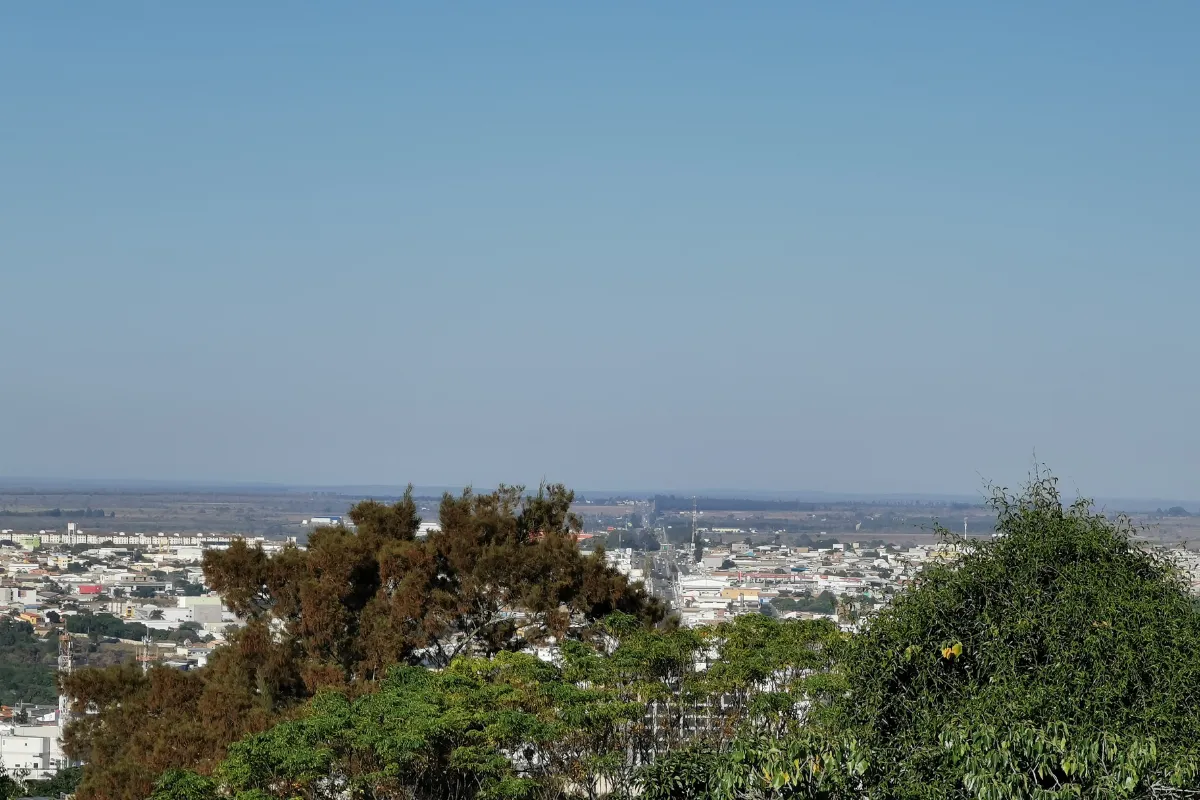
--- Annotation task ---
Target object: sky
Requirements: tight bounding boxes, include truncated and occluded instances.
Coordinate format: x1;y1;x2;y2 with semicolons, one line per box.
3;3;1199;499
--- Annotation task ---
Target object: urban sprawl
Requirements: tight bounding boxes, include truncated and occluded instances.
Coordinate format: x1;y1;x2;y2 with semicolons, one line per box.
3;507;1200;781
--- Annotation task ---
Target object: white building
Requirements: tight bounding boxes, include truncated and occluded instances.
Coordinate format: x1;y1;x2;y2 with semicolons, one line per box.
0;724;69;779
0;587;39;606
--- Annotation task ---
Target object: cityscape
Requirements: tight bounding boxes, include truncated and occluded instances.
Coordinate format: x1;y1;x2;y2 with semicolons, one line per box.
4;486;1200;793
5;4;1200;800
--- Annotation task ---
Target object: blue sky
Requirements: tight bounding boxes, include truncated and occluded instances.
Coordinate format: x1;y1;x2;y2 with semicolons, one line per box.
3;3;1199;498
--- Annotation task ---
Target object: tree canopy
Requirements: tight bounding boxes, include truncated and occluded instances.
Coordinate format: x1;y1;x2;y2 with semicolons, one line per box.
0;617;58;705
832;474;1200;798
63;484;662;800
148;613;845;800
65;474;1200;800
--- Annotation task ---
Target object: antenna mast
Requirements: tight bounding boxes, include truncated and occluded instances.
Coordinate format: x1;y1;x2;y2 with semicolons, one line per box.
58;634;73;726
691;496;700;563
140;635;154;675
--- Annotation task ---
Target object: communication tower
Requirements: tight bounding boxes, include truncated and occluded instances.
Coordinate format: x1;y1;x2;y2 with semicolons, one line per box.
58;634;73;725
139;635;154;674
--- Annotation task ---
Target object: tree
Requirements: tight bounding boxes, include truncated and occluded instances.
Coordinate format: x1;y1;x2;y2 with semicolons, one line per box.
64;484;662;800
147;770;216;800
74;472;1200;800
833;474;1200;797
157;615;844;800
62;645;284;800
0;763;30;800
213;657;558;800
0;618;59;704
26;766;83;800
770;591;837;616
174;579;205;596
203;484;661;680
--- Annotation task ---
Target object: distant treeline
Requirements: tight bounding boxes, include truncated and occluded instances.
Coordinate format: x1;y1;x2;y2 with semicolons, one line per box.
654;495;982;513
0;507;111;517
654;495;818;513
66;612;203;643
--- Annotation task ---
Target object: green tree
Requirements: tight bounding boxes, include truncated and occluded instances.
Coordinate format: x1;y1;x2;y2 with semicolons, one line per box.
0;763;30;800
148;770;217;800
190;614;844;800
834;474;1200;798
0;618;59;704
26;766;84;800
64;484;661;800
214;657;558;800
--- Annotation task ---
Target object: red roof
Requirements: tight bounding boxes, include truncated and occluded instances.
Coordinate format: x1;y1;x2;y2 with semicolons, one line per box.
77;584;102;594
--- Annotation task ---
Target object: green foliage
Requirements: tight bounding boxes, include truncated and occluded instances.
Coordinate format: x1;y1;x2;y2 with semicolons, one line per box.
836;474;1200;797
64;484;662;800
67;474;1200;800
937;722;1197;800
0;617;58;704
0;763;30;800
200;615;842;800
66;612;134;638
639;745;722;800
603;528;660;551
770;591;838;616
712;733;870;800
26;766;84;800
148;770;218;800
216;657;557;800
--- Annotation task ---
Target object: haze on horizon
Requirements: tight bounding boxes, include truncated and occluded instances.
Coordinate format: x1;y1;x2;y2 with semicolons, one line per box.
3;4;1199;500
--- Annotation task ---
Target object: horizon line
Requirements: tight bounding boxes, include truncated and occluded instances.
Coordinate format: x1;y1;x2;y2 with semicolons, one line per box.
0;475;1196;510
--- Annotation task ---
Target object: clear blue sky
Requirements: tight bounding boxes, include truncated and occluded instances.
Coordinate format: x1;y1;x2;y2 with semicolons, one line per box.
3;3;1199;499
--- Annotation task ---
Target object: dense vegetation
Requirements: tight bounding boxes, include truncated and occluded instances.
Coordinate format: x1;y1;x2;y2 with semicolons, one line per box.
0;618;58;704
152;614;844;800
770;590;838;615
600;528;661;551
61;476;1200;800
65;611;206;643
0;507;109;517
1;764;84;800
834;476;1200;797
62;485;661;800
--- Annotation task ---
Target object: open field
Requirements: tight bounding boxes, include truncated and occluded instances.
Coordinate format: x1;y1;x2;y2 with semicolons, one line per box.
0;487;439;539
1;484;1196;548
